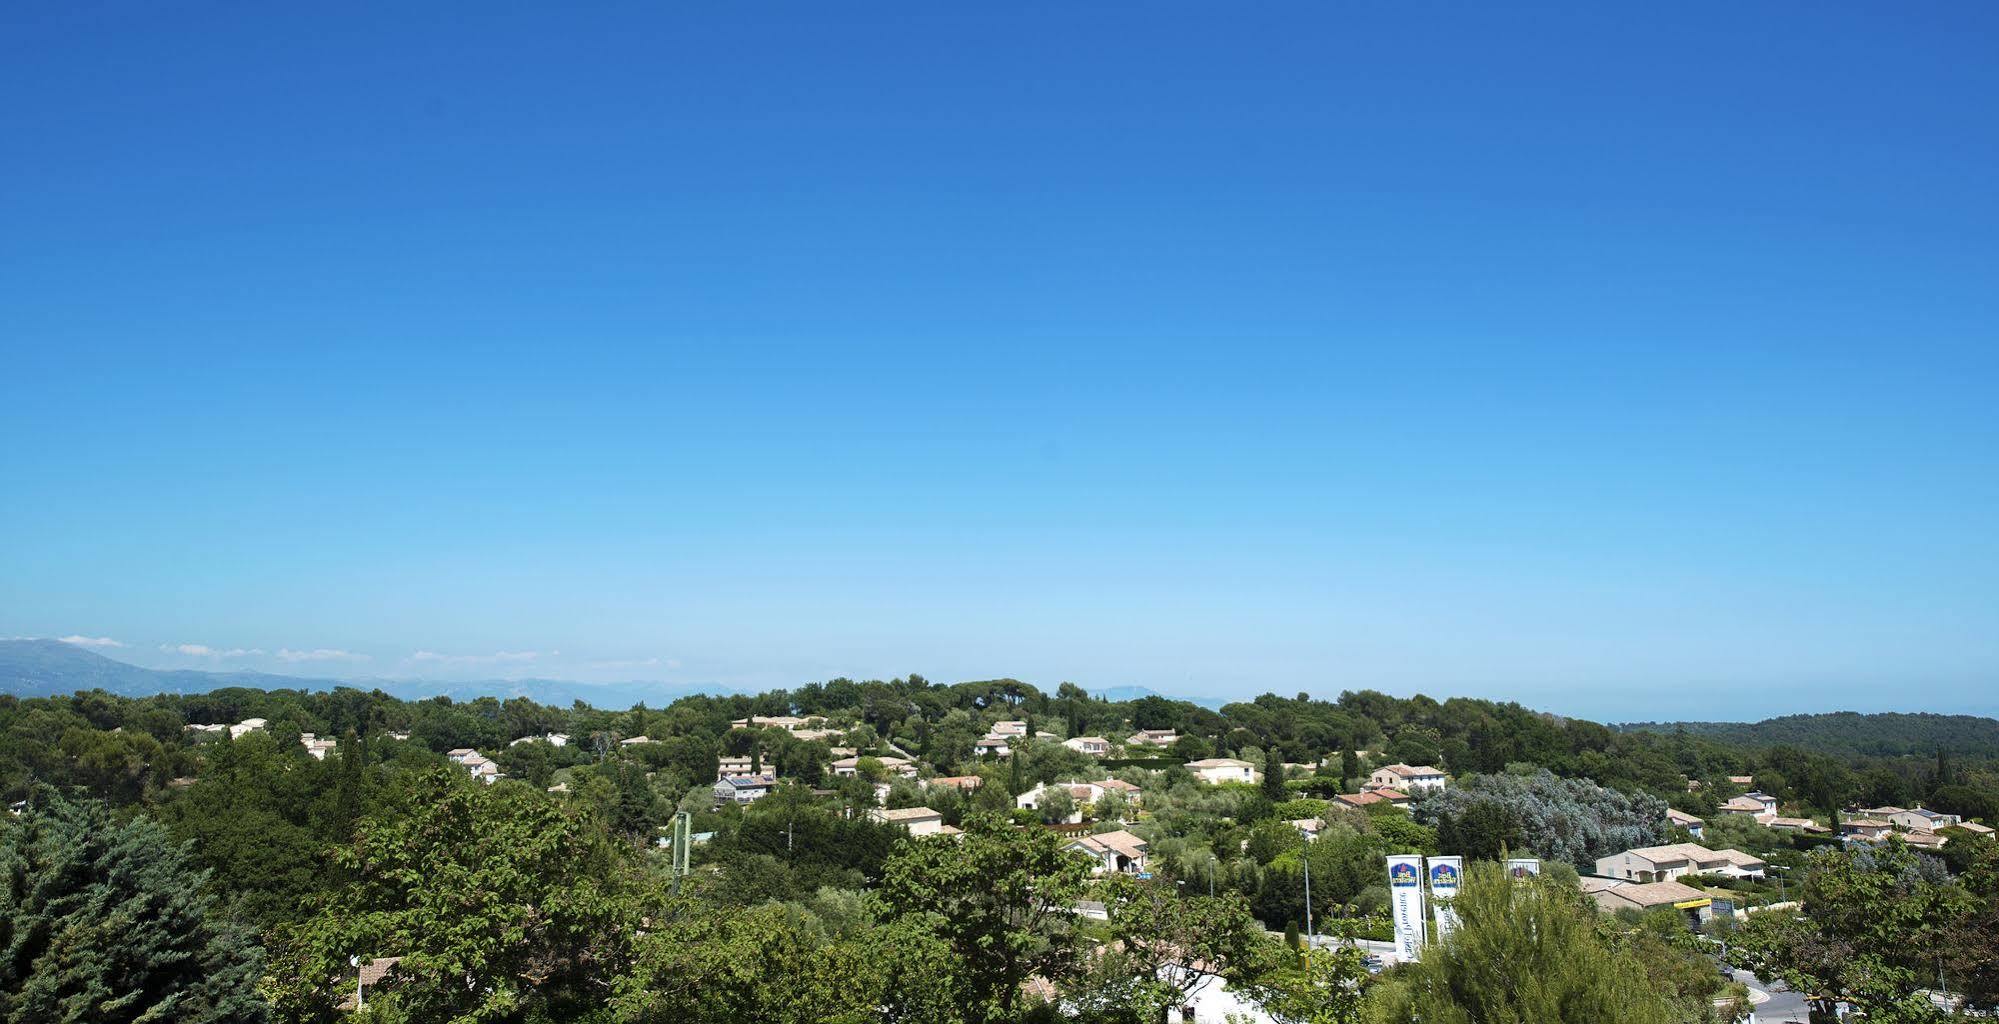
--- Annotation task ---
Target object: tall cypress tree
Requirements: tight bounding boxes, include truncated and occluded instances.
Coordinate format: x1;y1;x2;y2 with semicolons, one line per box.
0;790;269;1024
1262;747;1287;802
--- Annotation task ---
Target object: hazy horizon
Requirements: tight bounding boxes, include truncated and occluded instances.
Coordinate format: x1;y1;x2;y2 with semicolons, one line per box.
4;6;1995;723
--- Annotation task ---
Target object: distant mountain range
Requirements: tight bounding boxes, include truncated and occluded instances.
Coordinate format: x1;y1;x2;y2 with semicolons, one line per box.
0;639;736;708
1619;711;1999;759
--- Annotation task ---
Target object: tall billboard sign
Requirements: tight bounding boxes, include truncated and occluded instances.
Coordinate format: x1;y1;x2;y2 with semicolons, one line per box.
1387;854;1427;961
1426;856;1463;940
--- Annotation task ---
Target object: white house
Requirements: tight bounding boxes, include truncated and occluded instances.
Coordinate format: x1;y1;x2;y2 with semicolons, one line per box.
1366;764;1447;793
717;754;769;778
619;735;653;746
712;774;777;805
1594;843;1765;883
1126;729;1178;748
866;806;958;838
1063;736;1111;756
730;715;828;733
1066;829;1149;875
1719;792;1779;817
1858;806;1962;832
1186;758;1258;785
974;736;1012;758
830;755;917;778
450;751;502;785
300;733;337;761
989;720;1029;736
229;718;268;740
1017;781;1118;823
1666;808;1705;838
509;733;569;748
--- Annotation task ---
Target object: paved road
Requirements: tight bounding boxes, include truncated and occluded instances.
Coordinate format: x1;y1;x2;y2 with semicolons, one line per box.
1732;968;1809;1023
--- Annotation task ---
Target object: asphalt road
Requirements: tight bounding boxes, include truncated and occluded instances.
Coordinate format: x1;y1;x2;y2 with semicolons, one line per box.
1733;968;1809;1023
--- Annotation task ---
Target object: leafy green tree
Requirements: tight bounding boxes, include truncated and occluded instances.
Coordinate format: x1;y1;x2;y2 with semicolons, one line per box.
1364;864;1678;1024
0;790;269;1024
879;813;1092;1024
1736;840;1972;1023
265;768;638;1023
612;897;963;1024
1070;877;1279;1023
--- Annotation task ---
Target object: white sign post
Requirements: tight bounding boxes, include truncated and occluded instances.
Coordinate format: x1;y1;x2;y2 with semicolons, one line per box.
1387;854;1427;962
1426;856;1463;940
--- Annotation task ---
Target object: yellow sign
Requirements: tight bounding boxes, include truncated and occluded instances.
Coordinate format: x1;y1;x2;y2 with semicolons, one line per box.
1673;898;1712;910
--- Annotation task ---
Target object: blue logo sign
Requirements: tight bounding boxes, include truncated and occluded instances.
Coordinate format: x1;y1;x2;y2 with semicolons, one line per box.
1390;862;1419;887
1429;863;1459;887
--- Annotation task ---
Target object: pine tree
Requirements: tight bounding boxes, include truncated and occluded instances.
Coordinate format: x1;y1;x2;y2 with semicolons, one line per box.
1367;864;1678;1024
1341;748;1359;789
0;790;269;1024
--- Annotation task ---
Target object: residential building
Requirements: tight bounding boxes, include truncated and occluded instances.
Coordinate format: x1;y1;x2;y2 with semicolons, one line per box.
619;735;653;746
509;733;569;747
1063;736;1111;756
1594;843;1765;882
974;736;1012;757
730;715;828;733
1094;778;1141;804
457;753;503;785
1335;791;1390;810
1186;757;1258;785
925;774;984;792
830;755;917;778
1366;764;1448;793
1840;818;1894;842
1126;729;1178;748
229;718;267;740
1016;781;1131;822
867;806;958;837
1666;808;1706;838
1765;817;1830;835
1727;775;1755;787
1857;806;1962;832
300;733;337;761
990;720;1028;736
1290;818;1324;841
1719;793;1778;817
1360;784;1414;806
1588;880;1714;921
712;774;778;805
717;754;768;778
1955;822;1995;837
1066;829;1149;875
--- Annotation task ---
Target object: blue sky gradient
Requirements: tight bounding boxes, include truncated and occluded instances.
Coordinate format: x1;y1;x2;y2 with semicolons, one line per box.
3;3;1996;719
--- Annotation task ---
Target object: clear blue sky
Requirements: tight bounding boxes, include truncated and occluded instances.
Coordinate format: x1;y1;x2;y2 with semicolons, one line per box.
3;3;1995;720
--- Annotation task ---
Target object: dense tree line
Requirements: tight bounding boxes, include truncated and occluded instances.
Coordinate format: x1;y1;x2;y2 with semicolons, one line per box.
2;678;1996;1022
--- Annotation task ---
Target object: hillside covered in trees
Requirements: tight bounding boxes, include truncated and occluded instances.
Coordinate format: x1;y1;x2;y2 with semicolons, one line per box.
4;674;1997;1023
1622;711;1999;759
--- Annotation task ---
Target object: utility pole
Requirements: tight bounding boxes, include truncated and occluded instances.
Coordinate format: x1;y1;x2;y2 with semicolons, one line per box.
1302;844;1316;967
669;811;691;896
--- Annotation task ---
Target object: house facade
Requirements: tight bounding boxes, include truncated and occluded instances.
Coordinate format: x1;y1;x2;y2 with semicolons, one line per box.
712;774;777;805
1066;829;1149;875
1366;764;1447;793
1063;736;1111;756
1594;843;1765;882
1186;758;1258;784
